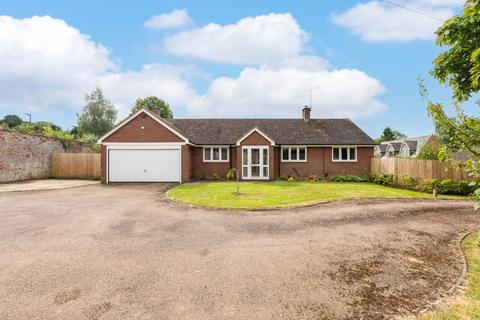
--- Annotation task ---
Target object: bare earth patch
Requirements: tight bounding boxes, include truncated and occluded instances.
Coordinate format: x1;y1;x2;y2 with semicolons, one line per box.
0;184;478;319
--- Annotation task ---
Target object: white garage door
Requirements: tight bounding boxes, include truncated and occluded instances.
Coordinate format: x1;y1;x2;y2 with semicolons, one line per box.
108;149;181;182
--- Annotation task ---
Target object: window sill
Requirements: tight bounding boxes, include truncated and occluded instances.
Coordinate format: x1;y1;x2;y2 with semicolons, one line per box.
281;160;308;163
203;160;229;163
332;160;358;163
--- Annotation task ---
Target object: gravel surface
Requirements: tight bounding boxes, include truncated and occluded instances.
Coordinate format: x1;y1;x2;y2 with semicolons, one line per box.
0;183;478;320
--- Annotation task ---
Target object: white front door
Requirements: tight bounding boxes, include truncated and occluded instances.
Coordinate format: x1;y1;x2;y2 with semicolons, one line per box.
242;146;269;180
108;148;181;182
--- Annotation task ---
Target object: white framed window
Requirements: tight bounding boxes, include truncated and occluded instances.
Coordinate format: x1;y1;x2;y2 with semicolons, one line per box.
281;146;307;162
332;146;357;162
203;147;229;162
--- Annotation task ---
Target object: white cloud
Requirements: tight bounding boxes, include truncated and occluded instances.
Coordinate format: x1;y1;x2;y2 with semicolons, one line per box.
100;64;198;118
187;61;386;118
144;9;192;30
331;1;458;42
165;13;308;65
0;15;197;118
0;14;387;122
0;15;116;111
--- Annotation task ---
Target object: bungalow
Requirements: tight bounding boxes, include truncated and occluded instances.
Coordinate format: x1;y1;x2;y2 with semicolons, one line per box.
97;107;376;183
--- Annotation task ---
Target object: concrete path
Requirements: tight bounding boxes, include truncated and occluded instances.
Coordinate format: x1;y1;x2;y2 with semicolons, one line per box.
0;179;99;192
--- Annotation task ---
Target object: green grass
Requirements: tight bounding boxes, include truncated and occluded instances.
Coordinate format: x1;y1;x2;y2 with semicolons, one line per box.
416;232;480;320
167;181;466;209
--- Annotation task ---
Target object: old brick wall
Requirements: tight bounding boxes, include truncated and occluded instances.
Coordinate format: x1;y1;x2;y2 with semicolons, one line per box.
0;130;97;182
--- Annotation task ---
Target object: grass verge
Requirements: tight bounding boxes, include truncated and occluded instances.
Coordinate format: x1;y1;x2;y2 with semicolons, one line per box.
167;181;467;209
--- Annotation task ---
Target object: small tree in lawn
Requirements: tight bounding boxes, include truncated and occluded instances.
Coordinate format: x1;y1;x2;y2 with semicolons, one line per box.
420;0;480;209
130;96;173;118
77;87;117;138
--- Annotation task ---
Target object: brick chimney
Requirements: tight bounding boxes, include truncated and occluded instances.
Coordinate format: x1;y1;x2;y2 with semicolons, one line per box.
302;106;311;121
150;108;161;117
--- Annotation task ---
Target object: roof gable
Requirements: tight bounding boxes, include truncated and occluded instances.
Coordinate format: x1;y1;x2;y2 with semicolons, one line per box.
236;128;275;146
97;109;189;144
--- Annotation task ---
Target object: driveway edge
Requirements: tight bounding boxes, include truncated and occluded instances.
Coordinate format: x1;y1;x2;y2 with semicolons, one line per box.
403;229;475;319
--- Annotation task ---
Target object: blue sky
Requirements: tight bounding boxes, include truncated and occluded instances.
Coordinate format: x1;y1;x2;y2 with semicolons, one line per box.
0;0;467;138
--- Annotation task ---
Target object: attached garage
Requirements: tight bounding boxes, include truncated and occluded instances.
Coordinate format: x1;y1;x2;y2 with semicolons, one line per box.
97;109;190;184
108;147;181;182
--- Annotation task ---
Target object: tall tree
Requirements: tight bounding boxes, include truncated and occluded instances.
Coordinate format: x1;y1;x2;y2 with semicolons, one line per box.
376;127;406;143
422;0;480;208
0;114;23;128
431;0;480;104
77;87;117;137
130;96;173;118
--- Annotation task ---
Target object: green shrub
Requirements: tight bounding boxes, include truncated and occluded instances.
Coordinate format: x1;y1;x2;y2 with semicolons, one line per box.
372;173;394;186
287;177;296;182
399;175;417;189
212;173;221;180
417;144;439;160
423;179;474;195
226;169;236;181
198;172;206;180
330;175;370;182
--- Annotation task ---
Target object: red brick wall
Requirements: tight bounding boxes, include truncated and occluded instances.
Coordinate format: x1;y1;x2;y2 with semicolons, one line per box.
190;147;232;179
324;147;373;177
280;147;325;178
181;145;192;182
101;145;107;183
103;112;184;143
279;146;374;178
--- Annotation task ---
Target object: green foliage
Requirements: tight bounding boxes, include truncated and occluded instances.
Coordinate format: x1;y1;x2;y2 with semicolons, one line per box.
399;175;417;189
211;173;220;180
12;122;73;140
226;169;236;181
432;0;480;104
375;127;406;143
79;133;99;144
34;121;61;131
0;114;23;128
422;179;475;195
198;172;206;180
288;177;296;182
77;87;117;138
417;144;439;160
131;96;173;118
330;175;370;183
372;173;394;186
419;1;480;208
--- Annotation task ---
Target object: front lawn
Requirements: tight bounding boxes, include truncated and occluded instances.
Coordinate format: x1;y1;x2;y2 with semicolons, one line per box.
167;181;466;209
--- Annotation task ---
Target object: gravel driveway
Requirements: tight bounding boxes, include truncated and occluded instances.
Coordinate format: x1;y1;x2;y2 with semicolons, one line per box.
0;183;478;320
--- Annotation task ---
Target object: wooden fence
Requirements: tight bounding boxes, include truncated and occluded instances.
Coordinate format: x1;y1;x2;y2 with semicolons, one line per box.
371;157;470;183
51;153;101;179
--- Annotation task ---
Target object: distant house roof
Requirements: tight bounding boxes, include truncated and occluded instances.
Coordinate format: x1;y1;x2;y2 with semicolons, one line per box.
162;118;376;145
377;144;388;152
404;140;418;150
388;142;402;152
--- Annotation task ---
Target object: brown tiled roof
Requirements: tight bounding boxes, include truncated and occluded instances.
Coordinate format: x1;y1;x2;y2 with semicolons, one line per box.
162;118;376;145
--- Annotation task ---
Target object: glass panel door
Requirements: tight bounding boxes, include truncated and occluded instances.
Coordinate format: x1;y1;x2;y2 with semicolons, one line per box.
242;147;269;180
